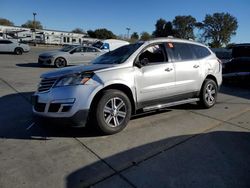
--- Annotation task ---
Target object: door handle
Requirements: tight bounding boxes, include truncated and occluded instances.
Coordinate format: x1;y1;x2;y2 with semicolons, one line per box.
165;67;173;72
193;65;199;68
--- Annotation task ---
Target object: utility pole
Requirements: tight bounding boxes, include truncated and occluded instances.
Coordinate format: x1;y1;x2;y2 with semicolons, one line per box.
33;12;37;46
126;27;130;39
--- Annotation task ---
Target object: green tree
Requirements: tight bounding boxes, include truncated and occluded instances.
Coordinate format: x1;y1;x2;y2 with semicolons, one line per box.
71;28;84;34
152;18;174;37
131;32;139;40
21;20;43;29
93;28;116;39
140;32;151;41
199;12;238;48
0;18;14;26
87;30;96;38
172;15;196;39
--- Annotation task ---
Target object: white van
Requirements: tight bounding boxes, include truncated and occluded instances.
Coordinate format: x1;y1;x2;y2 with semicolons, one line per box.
92;39;129;51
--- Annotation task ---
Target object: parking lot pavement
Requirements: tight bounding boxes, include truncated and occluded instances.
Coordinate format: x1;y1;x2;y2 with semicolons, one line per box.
0;48;250;188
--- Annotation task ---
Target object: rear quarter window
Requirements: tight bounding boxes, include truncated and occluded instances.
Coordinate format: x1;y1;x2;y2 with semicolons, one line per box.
190;44;211;59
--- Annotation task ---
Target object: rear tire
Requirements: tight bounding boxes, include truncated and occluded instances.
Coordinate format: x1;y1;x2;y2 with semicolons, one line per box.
14;48;23;55
93;89;132;135
54;57;67;68
198;79;218;108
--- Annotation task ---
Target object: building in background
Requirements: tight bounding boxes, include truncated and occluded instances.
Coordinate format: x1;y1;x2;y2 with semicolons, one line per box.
0;25;96;45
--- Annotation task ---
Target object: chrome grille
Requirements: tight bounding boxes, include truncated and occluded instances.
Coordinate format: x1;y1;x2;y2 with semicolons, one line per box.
38;78;58;92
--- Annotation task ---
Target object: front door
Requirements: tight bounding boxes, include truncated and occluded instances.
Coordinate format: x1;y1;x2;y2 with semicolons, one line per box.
134;43;176;106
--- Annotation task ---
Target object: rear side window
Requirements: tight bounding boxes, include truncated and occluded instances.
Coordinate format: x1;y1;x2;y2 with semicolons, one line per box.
0;40;12;44
190;44;211;59
169;43;195;61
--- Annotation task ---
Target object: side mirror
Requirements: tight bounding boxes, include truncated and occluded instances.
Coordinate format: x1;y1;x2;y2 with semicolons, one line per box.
134;60;142;68
140;58;149;66
69;50;75;54
135;58;149;68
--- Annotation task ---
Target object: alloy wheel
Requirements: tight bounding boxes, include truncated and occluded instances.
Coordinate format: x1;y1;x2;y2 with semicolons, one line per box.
103;97;127;127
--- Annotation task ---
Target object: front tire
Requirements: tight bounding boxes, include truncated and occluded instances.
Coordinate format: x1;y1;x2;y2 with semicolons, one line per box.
94;89;132;135
14;48;23;55
54;57;67;68
198;79;218;108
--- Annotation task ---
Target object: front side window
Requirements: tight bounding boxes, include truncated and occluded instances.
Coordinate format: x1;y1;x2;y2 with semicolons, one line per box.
86;47;98;52
74;47;82;53
138;43;167;64
60;45;76;52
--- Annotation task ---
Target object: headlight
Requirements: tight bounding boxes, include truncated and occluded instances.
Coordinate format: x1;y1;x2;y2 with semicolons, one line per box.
55;73;93;87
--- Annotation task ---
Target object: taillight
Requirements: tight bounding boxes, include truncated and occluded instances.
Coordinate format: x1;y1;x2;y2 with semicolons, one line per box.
217;58;222;72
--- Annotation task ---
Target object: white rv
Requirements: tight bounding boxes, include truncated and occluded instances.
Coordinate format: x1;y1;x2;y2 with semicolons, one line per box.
92;39;129;51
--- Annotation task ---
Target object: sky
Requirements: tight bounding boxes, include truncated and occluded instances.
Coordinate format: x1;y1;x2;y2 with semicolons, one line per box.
1;0;250;43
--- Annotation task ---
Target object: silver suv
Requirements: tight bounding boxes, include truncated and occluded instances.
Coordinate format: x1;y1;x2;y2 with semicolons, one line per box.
32;38;222;134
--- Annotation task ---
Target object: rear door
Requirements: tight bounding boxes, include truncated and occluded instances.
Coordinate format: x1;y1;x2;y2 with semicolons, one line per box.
167;42;201;95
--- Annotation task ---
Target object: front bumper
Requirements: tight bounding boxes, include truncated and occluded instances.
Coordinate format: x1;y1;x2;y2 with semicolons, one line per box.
38;57;53;65
32;84;98;127
33;109;89;127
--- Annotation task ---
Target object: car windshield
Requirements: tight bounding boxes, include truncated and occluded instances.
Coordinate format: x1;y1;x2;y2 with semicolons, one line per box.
232;46;250;58
92;43;143;64
60;45;77;52
92;41;103;49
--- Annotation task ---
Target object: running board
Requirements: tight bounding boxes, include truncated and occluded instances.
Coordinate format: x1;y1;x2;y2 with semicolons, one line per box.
143;98;200;112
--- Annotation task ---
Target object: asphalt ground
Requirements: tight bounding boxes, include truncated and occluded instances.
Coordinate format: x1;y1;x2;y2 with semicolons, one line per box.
0;47;250;188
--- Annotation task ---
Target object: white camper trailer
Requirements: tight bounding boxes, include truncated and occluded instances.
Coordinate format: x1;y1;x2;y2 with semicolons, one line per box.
92;39;129;51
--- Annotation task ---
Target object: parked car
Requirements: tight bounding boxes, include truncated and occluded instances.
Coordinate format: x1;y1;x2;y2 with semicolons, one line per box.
223;43;250;78
211;48;232;68
92;39;129;52
0;39;30;55
38;45;103;68
32;38;222;134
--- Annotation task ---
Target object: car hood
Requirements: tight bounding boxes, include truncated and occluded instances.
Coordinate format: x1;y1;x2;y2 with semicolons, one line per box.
41;64;114;78
39;50;66;57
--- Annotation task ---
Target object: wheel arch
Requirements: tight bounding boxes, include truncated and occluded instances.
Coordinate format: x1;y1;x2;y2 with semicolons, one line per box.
54;56;67;66
14;47;23;53
205;74;218;87
90;83;136;115
198;74;218;97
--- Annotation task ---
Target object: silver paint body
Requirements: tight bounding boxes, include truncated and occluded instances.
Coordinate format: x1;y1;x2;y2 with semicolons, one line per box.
33;38;222;123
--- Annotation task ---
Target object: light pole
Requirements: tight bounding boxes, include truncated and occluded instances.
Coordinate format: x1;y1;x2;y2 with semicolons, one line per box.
33;12;37;30
33;12;37;45
126;27;130;39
